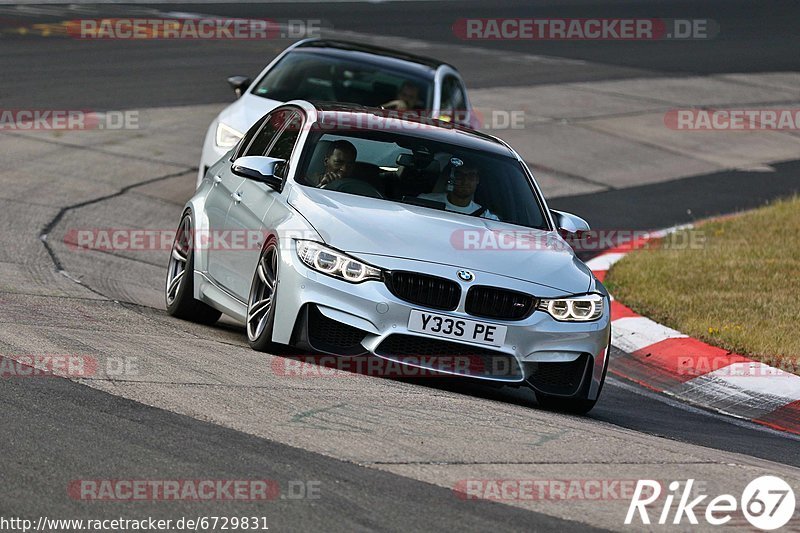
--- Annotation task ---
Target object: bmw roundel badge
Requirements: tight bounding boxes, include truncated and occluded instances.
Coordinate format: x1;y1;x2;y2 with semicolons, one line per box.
457;270;474;282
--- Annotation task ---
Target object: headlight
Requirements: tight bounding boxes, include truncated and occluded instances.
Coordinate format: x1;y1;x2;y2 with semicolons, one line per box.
295;241;382;283
215;122;243;149
537;294;604;322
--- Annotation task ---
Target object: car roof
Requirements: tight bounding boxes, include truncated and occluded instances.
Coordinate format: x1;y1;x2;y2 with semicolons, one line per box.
303;102;513;157
292;39;452;79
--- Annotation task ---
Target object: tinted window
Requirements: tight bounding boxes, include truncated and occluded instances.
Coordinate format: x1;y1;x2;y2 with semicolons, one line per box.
267;112;302;161
233;115;269;160
251;51;433;110
266;112;302;179
243;110;291;157
440;75;467;123
296;128;548;230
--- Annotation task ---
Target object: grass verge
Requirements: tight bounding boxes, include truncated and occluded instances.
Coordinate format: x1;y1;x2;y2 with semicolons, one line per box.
605;196;800;375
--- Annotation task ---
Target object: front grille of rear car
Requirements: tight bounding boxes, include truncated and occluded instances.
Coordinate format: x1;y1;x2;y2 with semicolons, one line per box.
375;334;523;381
465;285;537;320
526;354;591;396
384;271;460;311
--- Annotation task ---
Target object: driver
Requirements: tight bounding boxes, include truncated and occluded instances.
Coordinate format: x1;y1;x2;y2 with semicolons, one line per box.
312;140;357;187
417;162;499;220
382;81;420;111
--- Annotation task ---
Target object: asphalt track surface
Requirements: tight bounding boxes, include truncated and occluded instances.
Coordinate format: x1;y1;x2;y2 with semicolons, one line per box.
1;2;800;531
4;0;800;108
0;362;599;532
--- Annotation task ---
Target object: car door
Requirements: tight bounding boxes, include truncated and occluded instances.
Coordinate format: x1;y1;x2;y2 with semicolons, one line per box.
223;108;303;301
206;112;285;292
202;150;248;284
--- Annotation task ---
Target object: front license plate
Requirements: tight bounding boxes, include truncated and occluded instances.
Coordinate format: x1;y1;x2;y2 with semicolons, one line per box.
407;310;507;347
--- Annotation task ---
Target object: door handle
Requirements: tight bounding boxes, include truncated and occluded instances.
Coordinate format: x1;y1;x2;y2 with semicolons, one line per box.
212;175;223;186
231;191;243;204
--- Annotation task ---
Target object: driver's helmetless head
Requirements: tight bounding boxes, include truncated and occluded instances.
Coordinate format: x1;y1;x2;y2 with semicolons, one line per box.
324;140;357;179
451;165;480;198
397;82;419;109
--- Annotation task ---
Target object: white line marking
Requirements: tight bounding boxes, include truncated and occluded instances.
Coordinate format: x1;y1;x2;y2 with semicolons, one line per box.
585;252;626;271
611;316;687;353
700;362;800;402
671;373;797;420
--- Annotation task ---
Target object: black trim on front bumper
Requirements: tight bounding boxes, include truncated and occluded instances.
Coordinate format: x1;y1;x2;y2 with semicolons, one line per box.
290;304;369;356
525;353;593;397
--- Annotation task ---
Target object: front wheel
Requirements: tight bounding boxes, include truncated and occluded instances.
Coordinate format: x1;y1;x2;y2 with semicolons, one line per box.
165;213;222;325
247;242;279;351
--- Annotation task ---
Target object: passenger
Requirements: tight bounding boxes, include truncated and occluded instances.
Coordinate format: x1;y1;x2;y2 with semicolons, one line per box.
312;140;357;187
382;81;420;111
418;162;499;220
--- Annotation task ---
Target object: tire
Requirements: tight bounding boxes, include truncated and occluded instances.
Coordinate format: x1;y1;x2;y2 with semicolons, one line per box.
246;242;279;351
534;331;611;415
535;392;598;415
165;213;222;325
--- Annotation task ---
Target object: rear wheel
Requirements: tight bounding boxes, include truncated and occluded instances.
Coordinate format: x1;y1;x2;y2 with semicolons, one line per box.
165;213;222;325
247;242;279;351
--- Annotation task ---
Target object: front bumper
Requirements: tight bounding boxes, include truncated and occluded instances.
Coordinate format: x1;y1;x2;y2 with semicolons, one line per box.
272;246;611;397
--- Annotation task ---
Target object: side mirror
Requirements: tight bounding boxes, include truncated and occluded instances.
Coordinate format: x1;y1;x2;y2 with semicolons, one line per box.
227;75;252;98
231;156;286;191
551;209;590;236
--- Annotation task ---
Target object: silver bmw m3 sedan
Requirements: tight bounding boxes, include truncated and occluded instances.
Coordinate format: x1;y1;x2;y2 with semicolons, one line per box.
167;100;611;413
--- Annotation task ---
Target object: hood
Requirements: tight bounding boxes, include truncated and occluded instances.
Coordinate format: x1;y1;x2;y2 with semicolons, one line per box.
219;93;282;133
287;186;593;294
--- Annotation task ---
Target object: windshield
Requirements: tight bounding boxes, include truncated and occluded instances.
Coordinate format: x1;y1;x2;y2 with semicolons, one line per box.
251;51;434;110
295;128;548;230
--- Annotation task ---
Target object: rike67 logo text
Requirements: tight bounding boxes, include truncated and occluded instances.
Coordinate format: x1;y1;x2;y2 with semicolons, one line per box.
626;476;795;530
